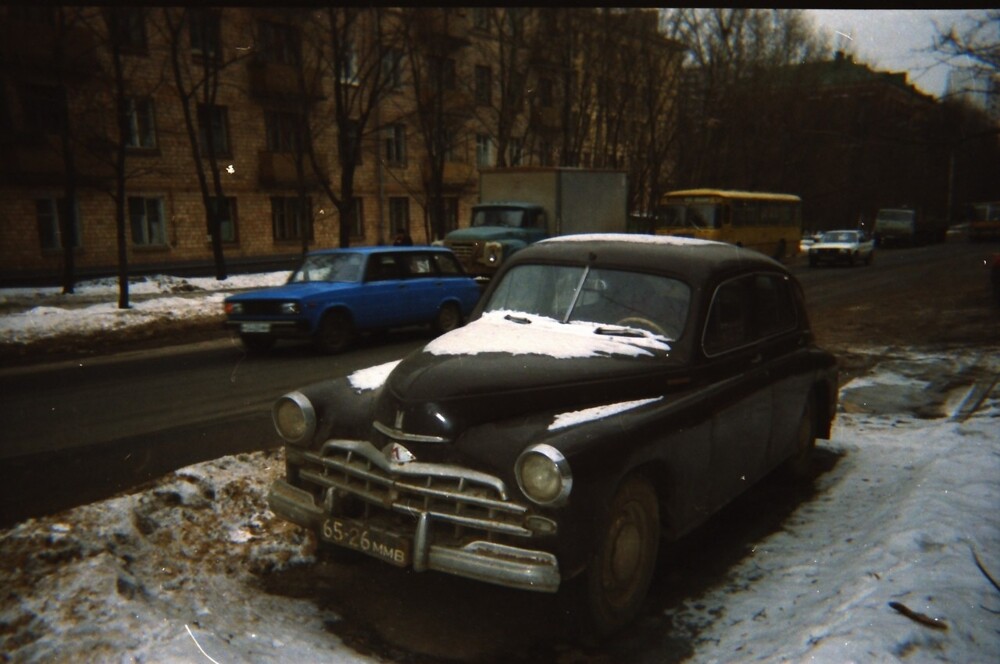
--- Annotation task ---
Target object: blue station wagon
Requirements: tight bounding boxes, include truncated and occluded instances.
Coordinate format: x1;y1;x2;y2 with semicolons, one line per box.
224;246;481;353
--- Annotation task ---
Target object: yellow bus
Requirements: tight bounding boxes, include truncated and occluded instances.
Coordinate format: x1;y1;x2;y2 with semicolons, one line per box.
654;189;803;260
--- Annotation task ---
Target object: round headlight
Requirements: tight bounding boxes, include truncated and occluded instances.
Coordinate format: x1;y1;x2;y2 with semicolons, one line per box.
280;301;301;315
272;391;316;445
516;444;572;506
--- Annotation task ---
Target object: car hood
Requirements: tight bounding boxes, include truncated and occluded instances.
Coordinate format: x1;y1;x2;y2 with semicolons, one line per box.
372;312;683;445
226;281;352;302
446;226;533;242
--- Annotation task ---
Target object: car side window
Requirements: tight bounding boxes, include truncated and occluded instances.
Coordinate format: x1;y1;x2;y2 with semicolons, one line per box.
753;274;797;338
365;254;404;282
401;253;434;276
433;252;463;275
703;277;753;356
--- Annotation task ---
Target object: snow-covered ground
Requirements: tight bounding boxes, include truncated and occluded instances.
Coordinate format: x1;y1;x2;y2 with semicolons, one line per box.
1;275;998;662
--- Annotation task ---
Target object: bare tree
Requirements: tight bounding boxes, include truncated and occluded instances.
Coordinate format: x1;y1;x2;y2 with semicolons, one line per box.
400;7;473;242
159;8;251;280
933;10;999;99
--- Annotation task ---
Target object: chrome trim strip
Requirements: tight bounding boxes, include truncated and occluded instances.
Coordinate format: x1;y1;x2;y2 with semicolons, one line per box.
373;420;449;444
315;439;510;500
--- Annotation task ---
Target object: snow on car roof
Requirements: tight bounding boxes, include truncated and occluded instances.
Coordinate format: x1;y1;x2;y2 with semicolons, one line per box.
541;233;722;247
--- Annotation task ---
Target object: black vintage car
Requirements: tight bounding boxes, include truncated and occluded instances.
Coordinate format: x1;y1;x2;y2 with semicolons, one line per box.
267;234;839;635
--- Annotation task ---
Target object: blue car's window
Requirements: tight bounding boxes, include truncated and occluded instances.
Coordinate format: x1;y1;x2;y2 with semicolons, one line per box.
289;253;364;283
365;254;405;282
433;252;463;275
484;264;691;340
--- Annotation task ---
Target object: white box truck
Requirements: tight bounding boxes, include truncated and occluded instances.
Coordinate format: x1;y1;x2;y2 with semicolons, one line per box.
444;167;628;279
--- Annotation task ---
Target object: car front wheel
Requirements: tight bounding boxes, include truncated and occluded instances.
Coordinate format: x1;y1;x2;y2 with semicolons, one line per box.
583;473;660;637
432;302;463;335
314;310;355;354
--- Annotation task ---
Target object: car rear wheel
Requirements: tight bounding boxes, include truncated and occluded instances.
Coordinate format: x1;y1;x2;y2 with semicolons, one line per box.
582;474;660;637
314;310;355;354
432;302;463;335
239;333;275;353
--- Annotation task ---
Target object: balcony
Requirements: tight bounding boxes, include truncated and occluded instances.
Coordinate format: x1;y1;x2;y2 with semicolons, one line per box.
247;61;324;101
258;151;327;188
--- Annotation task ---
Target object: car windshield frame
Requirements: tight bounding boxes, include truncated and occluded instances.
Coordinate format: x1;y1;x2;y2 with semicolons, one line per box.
472;207;527;228
483;263;691;341
288;252;366;284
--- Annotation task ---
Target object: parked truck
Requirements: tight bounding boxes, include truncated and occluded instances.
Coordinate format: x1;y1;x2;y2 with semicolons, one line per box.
444;167;628;279
872;207;948;247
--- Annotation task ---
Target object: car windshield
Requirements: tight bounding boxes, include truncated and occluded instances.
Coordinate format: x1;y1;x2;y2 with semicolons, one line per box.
472;208;526;228
821;231;857;243
288;253;364;283
877;210;914;223
484;264;691;340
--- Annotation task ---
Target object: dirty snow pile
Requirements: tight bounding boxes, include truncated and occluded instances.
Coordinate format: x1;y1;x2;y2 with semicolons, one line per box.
0;272;289;345
0;347;997;662
0;449;380;663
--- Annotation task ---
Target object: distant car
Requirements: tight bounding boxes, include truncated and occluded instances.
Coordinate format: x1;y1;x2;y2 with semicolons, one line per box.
808;230;874;267
266;234;839;636
224;246;481;353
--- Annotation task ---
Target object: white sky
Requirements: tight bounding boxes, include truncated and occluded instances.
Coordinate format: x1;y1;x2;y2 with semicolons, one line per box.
805;9;992;98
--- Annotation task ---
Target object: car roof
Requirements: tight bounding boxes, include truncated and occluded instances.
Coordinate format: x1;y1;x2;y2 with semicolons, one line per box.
506;233;788;282
306;245;450;257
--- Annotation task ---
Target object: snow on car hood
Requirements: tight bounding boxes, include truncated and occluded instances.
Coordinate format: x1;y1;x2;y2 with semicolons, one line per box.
423;310;672;359
371;312;680;447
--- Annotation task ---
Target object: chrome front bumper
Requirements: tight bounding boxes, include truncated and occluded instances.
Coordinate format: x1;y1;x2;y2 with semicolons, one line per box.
268;479;561;593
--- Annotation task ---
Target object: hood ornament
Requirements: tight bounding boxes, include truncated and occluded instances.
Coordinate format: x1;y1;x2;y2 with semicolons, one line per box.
383;442;416;465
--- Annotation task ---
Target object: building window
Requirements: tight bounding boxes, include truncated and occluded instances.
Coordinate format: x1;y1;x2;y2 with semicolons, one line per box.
346;198;365;238
21;84;67;135
265;110;301;152
189;9;221;59
341;119;362;165
258;21;300;66
108;7;148;53
508;138;523;166
476;133;494;168
125;97;157;149
429;56;456;90
539;77;554;108
339;43;359;85
36;198;81;250
128;197;167;246
197;104;230;156
271;196;312;242
472;8;491;32
540;139;553;166
385;124;406;166
389;197;409;236
208;196;237;243
475;65;492;106
442;197;459;234
381;48;403;89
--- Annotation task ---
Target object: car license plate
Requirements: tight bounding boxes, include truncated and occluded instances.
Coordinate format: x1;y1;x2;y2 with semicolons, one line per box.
321;518;412;567
240;322;270;333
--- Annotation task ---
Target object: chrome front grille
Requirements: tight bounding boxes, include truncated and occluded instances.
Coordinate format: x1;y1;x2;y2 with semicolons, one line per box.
446;241;476;260
298;439;533;538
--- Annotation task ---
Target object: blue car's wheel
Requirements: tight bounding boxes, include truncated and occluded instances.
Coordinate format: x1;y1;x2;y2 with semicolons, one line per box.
314;310;355;354
432;302;463;335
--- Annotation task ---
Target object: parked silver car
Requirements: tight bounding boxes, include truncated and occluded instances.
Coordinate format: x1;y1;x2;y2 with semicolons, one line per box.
807;230;874;267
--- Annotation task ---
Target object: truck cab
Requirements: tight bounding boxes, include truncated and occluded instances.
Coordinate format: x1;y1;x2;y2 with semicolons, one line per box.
444;202;550;279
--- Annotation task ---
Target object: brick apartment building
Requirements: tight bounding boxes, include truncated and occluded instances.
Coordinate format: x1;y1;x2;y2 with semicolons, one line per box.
0;6;680;285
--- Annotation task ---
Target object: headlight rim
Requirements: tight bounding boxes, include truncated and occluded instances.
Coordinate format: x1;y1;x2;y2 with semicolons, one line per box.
272;391;317;445
515;443;573;507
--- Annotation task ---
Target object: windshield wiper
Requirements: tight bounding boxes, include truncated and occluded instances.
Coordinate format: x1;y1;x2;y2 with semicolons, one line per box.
504;314;532;325
594;325;647;338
